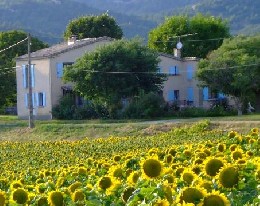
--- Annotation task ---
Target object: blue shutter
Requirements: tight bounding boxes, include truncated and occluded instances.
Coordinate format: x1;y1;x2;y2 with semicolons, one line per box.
168;90;174;101
187;87;194;101
218;92;225;99
169;67;175;75
175;66;179;75
22;65;27;88
187;65;193;80
25;93;28;107
35;92;39;107
56;63;63;78
203;87;209;100
43;92;46;107
32;93;35;107
31;65;35;88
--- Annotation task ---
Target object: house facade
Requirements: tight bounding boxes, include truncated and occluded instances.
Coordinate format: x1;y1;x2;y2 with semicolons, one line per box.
16;37;113;120
16;37;215;120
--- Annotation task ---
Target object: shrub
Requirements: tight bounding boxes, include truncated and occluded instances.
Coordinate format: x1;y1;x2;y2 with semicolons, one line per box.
123;92;166;119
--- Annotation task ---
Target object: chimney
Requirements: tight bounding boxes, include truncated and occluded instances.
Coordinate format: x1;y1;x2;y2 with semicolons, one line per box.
174;48;181;58
68;35;77;45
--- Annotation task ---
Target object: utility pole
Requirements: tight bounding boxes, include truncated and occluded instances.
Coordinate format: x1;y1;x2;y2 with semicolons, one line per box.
28;33;34;128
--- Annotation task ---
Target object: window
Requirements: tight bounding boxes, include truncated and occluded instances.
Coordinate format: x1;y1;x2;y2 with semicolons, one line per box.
56;62;74;78
169;66;179;76
157;66;162;74
37;92;46;107
22;65;35;88
168;90;179;101
203;87;219;100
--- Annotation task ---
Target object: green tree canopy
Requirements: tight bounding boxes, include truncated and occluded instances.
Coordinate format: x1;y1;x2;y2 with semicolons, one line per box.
197;35;260;112
0;30;48;108
148;13;230;58
64;13;123;40
63;38;166;113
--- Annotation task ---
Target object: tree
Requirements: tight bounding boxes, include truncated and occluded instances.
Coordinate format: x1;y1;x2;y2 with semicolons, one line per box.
148;14;230;58
64;13;123;40
63;38;166;117
197;35;260;113
0;30;48;109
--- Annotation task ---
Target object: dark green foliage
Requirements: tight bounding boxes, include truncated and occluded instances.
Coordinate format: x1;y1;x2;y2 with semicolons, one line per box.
63;38;166;117
52;95;109;120
64;13;123;40
148;14;230;58
197;35;260;111
0;30;47;108
123;92;166;119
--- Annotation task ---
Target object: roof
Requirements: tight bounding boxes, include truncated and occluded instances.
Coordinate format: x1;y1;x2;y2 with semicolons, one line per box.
16;36;113;60
159;52;199;61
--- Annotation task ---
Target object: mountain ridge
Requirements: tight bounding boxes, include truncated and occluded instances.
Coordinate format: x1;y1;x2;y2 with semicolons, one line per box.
0;0;259;44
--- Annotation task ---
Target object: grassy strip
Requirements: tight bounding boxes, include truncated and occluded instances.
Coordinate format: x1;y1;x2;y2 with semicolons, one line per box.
0;114;259;141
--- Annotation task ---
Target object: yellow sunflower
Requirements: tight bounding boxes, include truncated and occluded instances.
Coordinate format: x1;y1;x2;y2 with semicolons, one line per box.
217;165;239;188
176;186;206;205
198;190;230;206
141;157;163;179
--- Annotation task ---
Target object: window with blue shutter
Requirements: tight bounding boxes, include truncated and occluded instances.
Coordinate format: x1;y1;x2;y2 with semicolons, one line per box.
56;63;63;78
187;87;194;101
187;65;193;80
37;92;46;107
168;90;175;101
22;65;28;88
203;87;209;100
169;66;179;76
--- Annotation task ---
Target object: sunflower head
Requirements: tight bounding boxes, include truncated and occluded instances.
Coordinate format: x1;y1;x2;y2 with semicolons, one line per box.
198;190;230;206
121;187;135;203
12;188;28;205
200;181;212;193
204;158;224;177
164;174;175;184
168;148;177;157
98;176;113;190
231;149;243;161
181;169;197;185
78;167;87;176
218;166;239;188
113;155;121;162
228;131;237;138
71;189;85;203
217;143;226;152
127;171;140;185
109;166;124;179
177;187;205;204
37;196;48;206
164;154;173;164
48;191;63;206
229;144;237;152
192;165;202;175
142;158;163;179
68;181;82;194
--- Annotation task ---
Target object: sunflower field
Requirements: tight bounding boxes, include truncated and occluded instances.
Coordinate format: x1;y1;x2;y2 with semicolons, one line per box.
0;121;259;206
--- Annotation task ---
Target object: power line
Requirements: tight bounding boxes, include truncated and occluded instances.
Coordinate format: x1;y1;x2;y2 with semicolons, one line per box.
0;37;28;54
78;63;259;74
